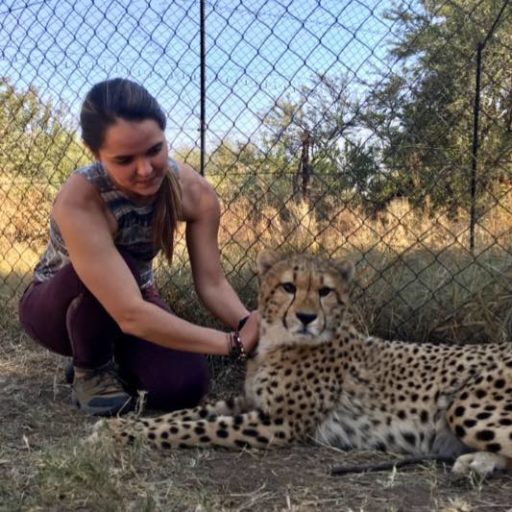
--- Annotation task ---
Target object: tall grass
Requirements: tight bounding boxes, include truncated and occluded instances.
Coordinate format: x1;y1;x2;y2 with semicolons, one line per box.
2;178;512;344
214;195;512;344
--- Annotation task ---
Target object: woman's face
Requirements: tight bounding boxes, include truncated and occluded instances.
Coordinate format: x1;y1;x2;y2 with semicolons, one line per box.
94;118;169;202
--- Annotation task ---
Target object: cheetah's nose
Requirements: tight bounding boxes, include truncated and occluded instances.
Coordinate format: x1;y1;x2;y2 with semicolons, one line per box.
296;312;317;326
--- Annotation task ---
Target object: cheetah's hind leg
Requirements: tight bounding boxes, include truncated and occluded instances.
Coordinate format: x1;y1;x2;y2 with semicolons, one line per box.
446;366;512;477
452;452;512;476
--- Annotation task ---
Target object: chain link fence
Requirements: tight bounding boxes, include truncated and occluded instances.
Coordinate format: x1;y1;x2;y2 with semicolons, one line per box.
1;0;511;343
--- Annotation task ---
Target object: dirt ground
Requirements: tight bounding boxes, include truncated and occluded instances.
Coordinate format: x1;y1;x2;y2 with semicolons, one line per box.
2;332;512;512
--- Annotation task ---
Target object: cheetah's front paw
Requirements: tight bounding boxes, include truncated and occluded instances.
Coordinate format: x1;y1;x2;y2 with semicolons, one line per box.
86;417;143;445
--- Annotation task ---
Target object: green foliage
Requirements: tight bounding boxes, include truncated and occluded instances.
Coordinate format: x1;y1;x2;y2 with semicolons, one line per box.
249;73;368;220
363;0;512;214
0;78;88;187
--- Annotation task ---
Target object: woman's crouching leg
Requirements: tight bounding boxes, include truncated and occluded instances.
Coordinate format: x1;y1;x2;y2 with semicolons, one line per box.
114;336;210;411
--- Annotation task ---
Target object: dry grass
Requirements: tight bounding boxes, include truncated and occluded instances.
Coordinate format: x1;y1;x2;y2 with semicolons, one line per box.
2;335;512;512
1;334;512;512
2;180;512;341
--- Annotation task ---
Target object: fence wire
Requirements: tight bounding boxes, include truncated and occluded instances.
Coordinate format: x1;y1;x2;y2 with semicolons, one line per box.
1;0;512;343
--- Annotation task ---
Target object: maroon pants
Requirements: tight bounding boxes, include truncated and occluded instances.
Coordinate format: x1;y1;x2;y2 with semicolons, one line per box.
18;255;209;411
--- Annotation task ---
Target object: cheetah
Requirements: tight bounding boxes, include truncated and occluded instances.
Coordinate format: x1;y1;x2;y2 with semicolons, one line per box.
99;250;512;477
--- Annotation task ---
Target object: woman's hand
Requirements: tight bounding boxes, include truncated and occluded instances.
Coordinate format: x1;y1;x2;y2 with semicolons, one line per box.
239;310;259;355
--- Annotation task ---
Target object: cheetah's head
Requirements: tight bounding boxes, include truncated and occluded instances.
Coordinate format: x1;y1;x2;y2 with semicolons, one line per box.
256;250;354;348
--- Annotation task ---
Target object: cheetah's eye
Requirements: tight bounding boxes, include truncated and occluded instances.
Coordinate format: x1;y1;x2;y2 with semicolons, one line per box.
319;287;332;297
281;282;296;294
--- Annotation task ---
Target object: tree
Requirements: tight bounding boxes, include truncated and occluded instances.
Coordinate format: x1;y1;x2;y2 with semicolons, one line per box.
362;0;512;215
260;73;357;203
0;78;87;188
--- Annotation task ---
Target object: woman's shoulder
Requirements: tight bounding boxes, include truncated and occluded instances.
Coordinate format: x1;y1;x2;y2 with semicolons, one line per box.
54;165;104;211
172;159;209;186
174;160;219;221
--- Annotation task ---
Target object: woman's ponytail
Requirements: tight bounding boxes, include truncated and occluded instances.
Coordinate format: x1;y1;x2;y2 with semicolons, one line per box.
152;168;182;263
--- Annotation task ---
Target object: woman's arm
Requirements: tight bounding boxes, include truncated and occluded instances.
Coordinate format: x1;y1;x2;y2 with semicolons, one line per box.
52;174;234;356
180;164;259;350
184;176;248;327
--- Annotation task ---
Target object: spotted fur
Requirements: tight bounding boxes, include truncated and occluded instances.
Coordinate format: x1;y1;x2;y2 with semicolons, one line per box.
100;251;512;476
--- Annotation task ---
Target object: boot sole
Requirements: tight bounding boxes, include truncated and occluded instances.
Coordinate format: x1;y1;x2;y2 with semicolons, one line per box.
71;393;134;417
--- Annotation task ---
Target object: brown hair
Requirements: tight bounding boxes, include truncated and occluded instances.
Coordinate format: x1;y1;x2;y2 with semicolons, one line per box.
80;78;182;262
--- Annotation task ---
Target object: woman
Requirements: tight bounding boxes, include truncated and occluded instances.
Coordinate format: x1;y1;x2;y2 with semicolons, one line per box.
19;78;259;416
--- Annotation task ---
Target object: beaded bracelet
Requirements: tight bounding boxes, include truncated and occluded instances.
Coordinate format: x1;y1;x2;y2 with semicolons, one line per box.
227;330;247;362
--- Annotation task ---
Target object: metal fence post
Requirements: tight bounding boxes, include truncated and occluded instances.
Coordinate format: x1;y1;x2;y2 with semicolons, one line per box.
200;0;206;177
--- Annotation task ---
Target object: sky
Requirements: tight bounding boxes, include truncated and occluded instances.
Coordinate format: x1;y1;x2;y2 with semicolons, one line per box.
0;0;403;150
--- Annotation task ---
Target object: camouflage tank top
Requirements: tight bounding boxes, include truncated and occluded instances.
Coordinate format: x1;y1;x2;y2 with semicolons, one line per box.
33;158;179;289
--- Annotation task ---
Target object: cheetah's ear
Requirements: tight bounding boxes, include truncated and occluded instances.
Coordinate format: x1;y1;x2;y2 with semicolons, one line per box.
257;250;281;275
332;259;355;283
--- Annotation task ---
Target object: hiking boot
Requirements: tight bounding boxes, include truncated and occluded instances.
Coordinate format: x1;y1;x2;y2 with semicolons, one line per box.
71;361;133;416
